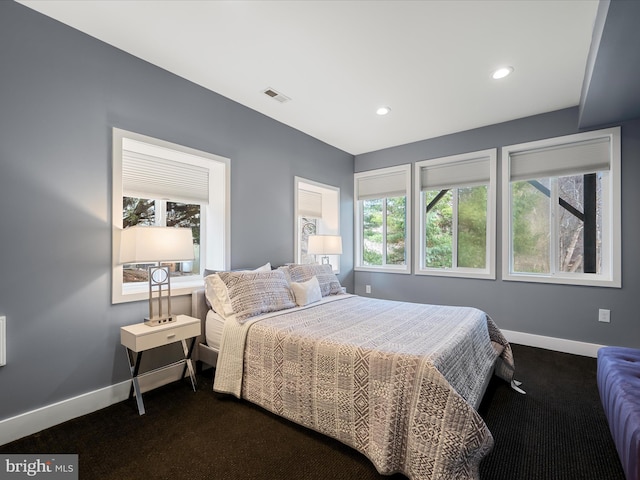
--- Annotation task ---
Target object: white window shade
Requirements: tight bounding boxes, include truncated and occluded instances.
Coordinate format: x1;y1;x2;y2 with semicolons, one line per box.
356;168;408;200
122;150;209;205
509;137;611;182
420;157;490;190
298;189;323;218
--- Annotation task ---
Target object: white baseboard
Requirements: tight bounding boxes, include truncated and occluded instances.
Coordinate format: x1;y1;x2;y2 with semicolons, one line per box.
0;331;605;447
501;329;605;358
0;363;188;446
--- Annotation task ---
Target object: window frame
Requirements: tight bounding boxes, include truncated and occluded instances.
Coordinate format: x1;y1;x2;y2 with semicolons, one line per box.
112;128;230;304
354;164;411;274
294;177;341;273
414;149;497;279
501;127;621;288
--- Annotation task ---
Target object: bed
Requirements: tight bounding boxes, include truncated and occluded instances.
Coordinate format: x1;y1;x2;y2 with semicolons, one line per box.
192;264;516;480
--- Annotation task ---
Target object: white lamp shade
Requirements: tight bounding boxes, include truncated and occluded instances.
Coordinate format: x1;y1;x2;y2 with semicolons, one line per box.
307;235;343;255
119;226;194;264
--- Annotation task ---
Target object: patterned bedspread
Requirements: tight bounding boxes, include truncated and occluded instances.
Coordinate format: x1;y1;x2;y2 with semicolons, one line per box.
214;295;514;480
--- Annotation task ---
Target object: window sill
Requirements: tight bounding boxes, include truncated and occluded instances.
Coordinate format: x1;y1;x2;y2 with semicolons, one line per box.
503;272;621;288
415;268;495;280
114;277;205;304
354;265;411;275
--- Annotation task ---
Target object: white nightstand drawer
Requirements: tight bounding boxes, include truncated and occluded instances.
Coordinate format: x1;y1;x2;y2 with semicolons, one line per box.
121;315;200;352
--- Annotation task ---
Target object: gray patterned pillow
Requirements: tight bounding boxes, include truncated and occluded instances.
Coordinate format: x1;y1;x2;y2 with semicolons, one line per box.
204;263;271;314
217;270;295;323
287;264;344;297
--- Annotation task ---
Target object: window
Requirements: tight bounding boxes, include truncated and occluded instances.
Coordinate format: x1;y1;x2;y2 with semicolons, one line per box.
354;165;411;273
502;127;621;287
294;177;341;272
112;128;230;303
415;150;496;279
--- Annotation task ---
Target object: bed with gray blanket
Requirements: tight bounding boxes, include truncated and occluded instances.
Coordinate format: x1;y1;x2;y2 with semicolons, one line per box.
193;264;515;480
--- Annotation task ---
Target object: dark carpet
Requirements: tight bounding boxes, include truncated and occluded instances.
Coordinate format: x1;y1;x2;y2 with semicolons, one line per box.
0;344;625;479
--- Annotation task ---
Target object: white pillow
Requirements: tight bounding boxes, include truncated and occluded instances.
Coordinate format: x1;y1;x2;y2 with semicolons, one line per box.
204;274;235;317
290;276;322;306
253;262;272;272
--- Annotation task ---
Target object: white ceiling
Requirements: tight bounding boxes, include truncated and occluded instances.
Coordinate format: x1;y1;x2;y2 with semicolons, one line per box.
19;0;599;155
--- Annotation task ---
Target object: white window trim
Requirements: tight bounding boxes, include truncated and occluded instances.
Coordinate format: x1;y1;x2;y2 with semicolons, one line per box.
501;127;621;288
354;164;411;274
414;149;497;280
112;128;230;304
294;177;341;273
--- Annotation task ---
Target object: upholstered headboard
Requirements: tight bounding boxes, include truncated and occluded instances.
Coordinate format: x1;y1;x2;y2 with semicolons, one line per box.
191;288;214;365
191;287;208;325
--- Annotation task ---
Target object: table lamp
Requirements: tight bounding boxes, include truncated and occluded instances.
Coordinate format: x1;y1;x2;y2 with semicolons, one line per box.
119;225;194;326
308;234;342;266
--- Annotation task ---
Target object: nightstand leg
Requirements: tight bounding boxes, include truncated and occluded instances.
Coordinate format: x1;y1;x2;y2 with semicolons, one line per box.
132;377;145;415
125;348;146;415
181;338;197;392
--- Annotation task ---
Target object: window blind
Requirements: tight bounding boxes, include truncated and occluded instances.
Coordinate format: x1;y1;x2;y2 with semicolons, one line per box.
420;157;490;191
298;189;323;218
356;168;408;200
509;137;611;182
122;150;210;205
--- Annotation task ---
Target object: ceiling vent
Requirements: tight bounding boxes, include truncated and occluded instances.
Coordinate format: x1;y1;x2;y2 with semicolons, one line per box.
263;87;291;103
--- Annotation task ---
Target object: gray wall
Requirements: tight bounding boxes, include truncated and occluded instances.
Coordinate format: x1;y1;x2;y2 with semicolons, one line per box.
355;108;640;349
0;2;353;421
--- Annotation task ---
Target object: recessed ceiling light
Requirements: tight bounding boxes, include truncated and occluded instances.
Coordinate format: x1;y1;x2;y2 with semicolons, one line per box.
492;66;514;80
376;106;391;116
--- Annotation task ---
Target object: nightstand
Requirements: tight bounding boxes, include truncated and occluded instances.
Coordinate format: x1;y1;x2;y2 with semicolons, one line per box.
120;314;200;415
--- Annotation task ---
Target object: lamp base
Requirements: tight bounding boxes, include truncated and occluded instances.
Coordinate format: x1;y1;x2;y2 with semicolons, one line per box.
146;265;175;327
144;315;176;327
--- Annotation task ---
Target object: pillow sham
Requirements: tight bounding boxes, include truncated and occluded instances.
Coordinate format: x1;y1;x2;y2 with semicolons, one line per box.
217;270;295;323
276;264;293;283
204;262;271;316
204;274;235;317
204;262;271;279
290;276;322;306
287;263;345;297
